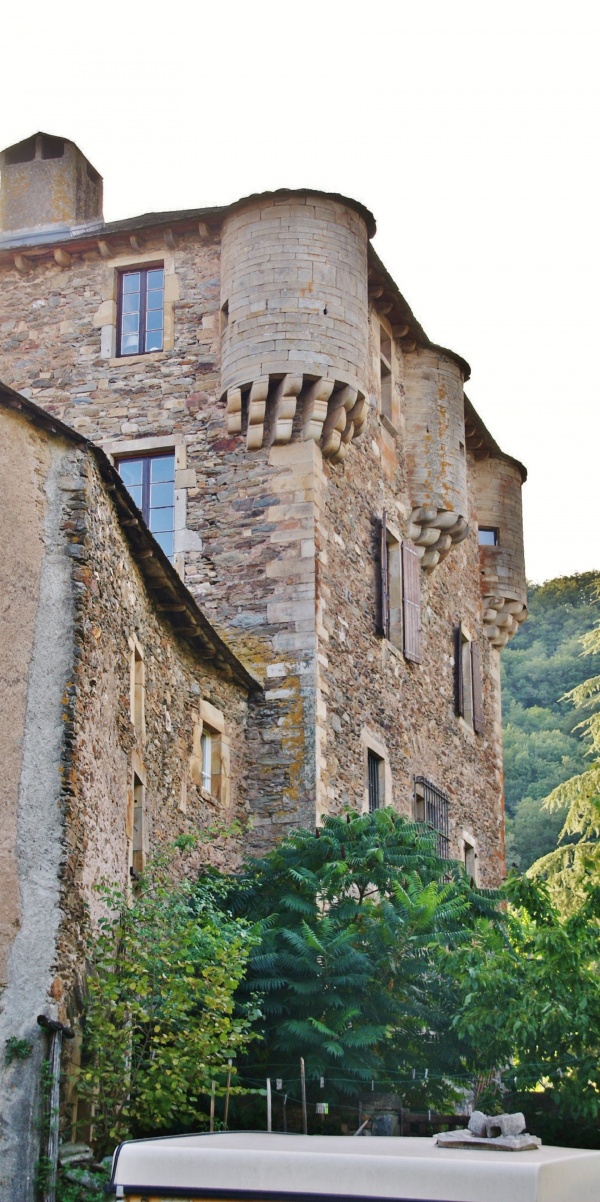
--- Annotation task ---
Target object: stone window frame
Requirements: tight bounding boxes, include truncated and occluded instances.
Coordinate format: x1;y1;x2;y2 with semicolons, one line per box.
92;247;178;365
128;632;145;742
189;699;231;811
129;750;148;879
360;728;392;815
461;829;479;884
102;434;200;581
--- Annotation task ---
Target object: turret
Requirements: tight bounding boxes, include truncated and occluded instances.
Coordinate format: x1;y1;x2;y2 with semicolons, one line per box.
220;192;372;462
474;455;527;647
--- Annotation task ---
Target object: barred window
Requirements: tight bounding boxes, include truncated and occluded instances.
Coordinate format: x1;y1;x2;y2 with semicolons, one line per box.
414;776;450;859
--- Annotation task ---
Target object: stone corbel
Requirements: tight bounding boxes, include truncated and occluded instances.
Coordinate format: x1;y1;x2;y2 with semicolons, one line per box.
54;248;71;268
14;253;33;273
321;385;357;462
226;387;242;434
302;378;335;443
271;374;303;445
246;378;269;450
408;506;470;573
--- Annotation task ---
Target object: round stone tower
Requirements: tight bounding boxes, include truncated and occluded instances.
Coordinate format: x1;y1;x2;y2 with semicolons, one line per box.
474;455;527;647
403;347;469;571
220;192;372;461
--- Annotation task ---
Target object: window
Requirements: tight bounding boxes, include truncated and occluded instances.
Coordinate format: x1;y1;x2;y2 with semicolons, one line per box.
201;730;212;793
379;515;421;660
117;453;175;559
379;322;393;421
368;749;384;811
414;777;450;859
478;527;499;546
463;838;477;882
117;267;164;356
455;623;484;733
190;700;230;808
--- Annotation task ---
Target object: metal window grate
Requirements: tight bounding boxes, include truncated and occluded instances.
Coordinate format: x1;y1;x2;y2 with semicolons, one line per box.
414;776;450;858
368;750;382;812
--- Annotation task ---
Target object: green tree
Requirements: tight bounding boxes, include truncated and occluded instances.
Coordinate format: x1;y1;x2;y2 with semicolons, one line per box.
530;585;600;910
225;809;497;1111
502;572;600;869
446;873;600;1143
78;857;260;1155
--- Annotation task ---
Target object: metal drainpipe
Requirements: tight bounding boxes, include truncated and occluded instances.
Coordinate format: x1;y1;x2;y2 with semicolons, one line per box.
37;1016;75;1202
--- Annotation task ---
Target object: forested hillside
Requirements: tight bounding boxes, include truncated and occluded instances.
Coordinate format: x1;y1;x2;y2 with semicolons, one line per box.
502;572;600;870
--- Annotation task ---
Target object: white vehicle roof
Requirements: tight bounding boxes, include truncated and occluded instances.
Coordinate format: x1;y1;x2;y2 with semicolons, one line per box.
110;1130;600;1201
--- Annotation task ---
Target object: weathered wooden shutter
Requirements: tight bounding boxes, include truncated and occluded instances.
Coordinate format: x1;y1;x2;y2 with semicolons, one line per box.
455;623;464;716
402;540;422;663
471;641;484;733
379;511;390;639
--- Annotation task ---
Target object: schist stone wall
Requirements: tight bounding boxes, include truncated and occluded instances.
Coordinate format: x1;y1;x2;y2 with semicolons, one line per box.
0;148;527;875
0;394;253;1200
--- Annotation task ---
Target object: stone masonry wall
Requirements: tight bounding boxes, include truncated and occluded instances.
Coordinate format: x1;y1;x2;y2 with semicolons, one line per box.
0;210;513;875
316;311;506;886
0;231;325;855
54;449;251;1008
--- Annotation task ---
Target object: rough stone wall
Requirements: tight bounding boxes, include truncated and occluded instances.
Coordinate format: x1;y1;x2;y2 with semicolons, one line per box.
0;232;326;855
0;213;510;874
316;314;505;885
54;450;251;1006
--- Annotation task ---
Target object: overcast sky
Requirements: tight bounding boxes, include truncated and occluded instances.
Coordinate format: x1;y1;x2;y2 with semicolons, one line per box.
2;0;598;584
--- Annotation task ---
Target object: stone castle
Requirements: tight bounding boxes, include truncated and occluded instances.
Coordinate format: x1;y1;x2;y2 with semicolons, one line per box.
0;132;527;1196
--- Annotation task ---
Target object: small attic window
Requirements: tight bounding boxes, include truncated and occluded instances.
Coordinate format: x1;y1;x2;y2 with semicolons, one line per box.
5;136;37;165
41;135;65;160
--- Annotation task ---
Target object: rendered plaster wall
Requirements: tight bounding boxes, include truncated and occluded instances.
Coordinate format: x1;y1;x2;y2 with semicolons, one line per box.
0;409;76;1202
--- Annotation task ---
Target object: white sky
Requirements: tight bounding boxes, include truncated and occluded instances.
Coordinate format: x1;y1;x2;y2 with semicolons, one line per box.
2;0;598;584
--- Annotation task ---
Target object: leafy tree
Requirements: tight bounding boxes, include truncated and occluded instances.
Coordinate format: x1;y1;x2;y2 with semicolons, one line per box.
225;809;498;1111
530;585;600;910
445;873;600;1143
502;572;600;869
78;857;260;1155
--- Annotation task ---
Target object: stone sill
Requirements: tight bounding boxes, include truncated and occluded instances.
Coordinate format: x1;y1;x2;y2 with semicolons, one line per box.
379;413;400;439
108;352;167;367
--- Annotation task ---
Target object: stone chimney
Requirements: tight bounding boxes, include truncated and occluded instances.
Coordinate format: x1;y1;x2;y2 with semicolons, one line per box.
0;132;103;245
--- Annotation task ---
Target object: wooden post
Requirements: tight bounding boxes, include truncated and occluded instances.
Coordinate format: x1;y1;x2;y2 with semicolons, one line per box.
266;1077;272;1132
209;1081;216;1133
300;1058;307;1135
224;1060;232;1129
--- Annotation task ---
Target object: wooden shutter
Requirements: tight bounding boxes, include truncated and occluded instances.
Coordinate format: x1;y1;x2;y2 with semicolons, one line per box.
402;540;422;663
379;511;390;639
471;641;484;733
455;623;464;716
